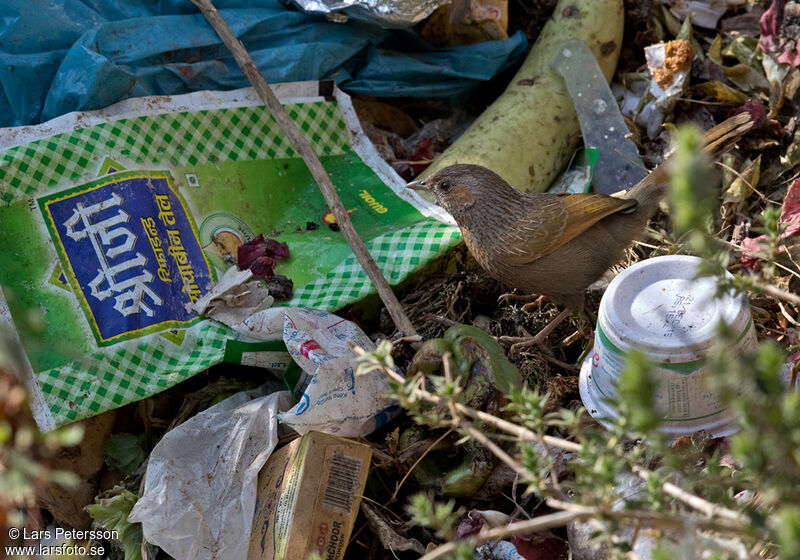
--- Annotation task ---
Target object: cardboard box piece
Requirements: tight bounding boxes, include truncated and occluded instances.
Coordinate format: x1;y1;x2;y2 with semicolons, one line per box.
248;431;372;560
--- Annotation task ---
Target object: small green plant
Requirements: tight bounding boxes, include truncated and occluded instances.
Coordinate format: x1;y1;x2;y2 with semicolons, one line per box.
355;122;800;559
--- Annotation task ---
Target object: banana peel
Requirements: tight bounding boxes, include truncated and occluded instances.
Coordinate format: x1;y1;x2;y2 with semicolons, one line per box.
423;0;624;193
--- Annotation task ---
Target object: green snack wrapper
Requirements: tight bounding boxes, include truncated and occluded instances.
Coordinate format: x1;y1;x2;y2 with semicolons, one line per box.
0;83;460;429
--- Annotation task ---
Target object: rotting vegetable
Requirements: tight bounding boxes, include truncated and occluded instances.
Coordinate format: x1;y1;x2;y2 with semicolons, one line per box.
423;0;624;193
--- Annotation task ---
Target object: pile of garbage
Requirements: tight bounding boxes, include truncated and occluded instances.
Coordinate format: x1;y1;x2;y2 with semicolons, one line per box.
2;0;800;559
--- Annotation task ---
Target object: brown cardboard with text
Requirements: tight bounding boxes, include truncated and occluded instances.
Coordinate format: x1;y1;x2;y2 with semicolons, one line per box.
247;431;371;560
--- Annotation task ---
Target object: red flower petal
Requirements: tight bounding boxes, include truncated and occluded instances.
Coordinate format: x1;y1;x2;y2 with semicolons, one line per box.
509;531;569;560
238;234;268;270
248;256;276;278
266;239;290;261
237;235;291;278
455;511;486;540
759;0;786;53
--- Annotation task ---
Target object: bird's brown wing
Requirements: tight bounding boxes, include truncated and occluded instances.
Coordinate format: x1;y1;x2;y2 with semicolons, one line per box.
502;193;638;265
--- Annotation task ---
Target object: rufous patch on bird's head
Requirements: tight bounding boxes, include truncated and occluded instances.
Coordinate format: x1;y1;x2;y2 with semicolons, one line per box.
439;182;475;212
406;164;485;214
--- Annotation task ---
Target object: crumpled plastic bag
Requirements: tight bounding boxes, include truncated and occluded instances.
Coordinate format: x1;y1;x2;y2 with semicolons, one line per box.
291;0;447;27
235;307;399;437
128;387;293;560
0;0;527;126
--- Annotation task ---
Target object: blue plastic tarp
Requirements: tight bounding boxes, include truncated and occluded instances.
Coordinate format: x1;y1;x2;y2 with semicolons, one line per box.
0;0;527;127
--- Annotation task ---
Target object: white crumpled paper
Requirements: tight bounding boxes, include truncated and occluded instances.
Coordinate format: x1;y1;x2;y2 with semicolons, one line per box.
235;307;399;437
189;267;273;328
128;387;293;560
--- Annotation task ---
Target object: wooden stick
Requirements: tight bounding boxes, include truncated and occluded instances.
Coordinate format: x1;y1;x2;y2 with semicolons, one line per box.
190;0;418;337
352;344;750;525
418;502;747;560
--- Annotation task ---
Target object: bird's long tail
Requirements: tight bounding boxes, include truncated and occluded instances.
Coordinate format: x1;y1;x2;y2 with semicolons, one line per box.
619;112;755;214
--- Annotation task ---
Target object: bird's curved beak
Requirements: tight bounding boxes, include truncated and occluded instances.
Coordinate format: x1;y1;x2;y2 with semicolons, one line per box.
406;179;431;192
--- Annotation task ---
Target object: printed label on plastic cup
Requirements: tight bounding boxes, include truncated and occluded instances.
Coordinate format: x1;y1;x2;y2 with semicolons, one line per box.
590;321;756;422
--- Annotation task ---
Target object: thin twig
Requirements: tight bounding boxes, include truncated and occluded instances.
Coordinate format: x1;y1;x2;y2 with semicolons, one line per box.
351;345;749;527
716;161;772;205
675;97;730;106
461;424;535;484
418;509;588;560
630;466;747;524
761;283;800;307
719;238;800;281
190;0;417;337
544;499;745;533
393;158;435;165
419;502;747;560
425;314;459;327
778;301;800;328
631;240;663;251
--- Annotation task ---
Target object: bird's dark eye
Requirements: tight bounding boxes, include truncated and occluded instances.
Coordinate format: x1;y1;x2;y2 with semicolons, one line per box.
439;180;452;192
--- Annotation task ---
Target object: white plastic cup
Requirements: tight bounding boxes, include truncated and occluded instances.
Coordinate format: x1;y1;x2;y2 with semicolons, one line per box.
579;255;756;438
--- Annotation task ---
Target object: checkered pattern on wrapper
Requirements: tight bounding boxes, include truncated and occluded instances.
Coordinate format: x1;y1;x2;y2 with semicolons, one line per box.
1;101;461;426
290;221;461;309
0;103;348;204
39;322;231;426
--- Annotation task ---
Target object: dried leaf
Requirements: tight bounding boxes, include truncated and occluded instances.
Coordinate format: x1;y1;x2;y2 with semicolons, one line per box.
709;35;770;91
455;510;487;539
763;50;792;115
385;426;400;455
362;503;426;555
510;531;570;560
722;35;760;66
265;275;293;300
691;80;749;104
723;155;762;204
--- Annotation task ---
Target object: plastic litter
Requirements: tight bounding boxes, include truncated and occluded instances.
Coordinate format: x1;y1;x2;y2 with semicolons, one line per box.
656;0;747;29
0;84;458;430
547;148;599;194
550;39;647;194
0;0;527;127
127;387;293;560
642;38;696;138
235;307;400;437
579;255;756;438
292;0;447;27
